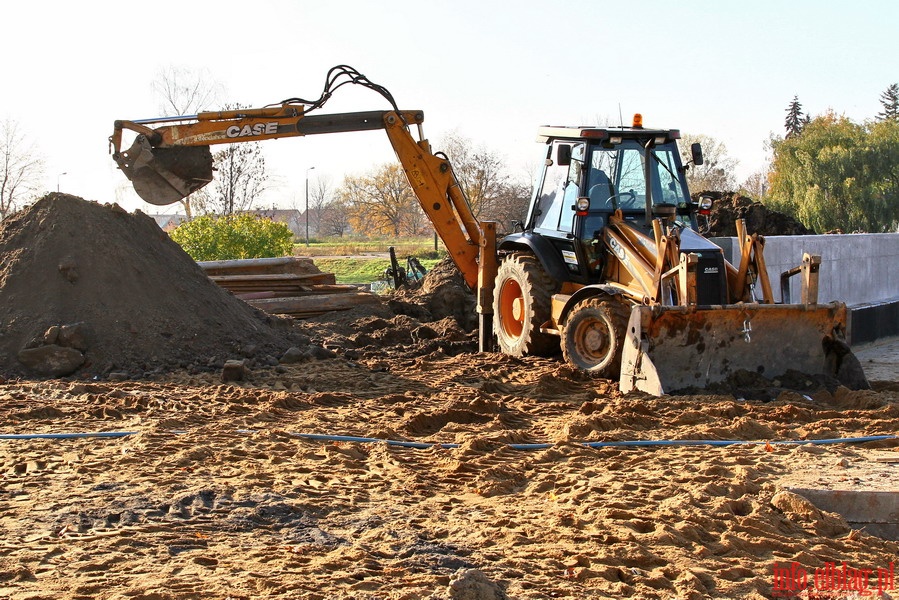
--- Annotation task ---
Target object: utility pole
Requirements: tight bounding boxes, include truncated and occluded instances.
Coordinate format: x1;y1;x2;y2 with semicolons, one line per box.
57;172;67;193
305;166;315;246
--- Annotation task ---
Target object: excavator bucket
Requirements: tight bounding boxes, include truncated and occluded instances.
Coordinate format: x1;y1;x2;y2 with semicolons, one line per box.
619;302;863;395
114;135;213;206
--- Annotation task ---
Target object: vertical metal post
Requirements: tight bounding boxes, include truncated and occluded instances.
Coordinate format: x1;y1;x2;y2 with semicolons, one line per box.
477;222;498;352
801;253;821;305
388;246;402;289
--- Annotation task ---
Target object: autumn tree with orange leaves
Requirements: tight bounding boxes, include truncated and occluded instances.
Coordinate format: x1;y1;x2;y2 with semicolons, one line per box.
338;163;430;236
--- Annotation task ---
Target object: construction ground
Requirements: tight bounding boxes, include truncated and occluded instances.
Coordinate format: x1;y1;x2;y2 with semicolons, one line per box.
0;196;897;600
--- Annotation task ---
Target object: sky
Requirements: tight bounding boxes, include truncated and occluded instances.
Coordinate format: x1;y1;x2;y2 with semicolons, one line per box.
3;0;898;215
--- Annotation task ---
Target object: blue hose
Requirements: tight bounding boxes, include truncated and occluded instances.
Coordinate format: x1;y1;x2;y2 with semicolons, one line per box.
1;430;895;448
290;433;897;449
0;431;138;440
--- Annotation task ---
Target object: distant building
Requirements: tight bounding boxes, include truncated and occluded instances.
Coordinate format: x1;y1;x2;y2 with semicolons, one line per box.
148;214;188;232
250;208;304;237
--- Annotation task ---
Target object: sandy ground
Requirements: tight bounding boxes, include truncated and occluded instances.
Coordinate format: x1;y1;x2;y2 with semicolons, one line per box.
855;336;899;383
1;337;898;599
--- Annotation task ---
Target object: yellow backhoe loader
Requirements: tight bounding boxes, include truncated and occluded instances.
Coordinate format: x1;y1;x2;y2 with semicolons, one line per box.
109;65;866;395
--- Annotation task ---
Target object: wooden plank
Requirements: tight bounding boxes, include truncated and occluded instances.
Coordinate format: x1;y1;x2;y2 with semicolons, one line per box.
210;272;337;286
199;259;357;312
234;291;282;300
209;273;322;282
198;256;314;270
294;284;360;294
234;285;359;300
247;292;381;316
198;256;321;277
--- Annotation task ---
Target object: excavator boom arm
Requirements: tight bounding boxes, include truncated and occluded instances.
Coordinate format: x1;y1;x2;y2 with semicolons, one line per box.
109;108;488;292
112;108;422;148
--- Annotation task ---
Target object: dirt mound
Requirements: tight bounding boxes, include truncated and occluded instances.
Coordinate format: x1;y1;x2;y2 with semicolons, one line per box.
297;304;476;365
700;192;813;237
0;194;294;378
391;257;478;331
254;256;481;368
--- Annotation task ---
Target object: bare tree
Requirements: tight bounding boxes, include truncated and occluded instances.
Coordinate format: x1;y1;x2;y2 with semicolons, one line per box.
1;119;44;220
336;133;522;237
151;66;224;217
486;181;531;233
319;197;352;237
182;187;211;216
153;66;223;117
436;133;533;232
211;140;268;215
680;133;738;193
307;176;332;236
740;168;770;200
439;132;509;218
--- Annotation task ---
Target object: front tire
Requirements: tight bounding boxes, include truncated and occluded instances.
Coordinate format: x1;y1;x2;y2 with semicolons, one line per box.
561;296;631;377
493;253;558;357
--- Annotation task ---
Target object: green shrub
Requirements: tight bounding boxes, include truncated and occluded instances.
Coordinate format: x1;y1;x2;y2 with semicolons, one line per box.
170;214;294;261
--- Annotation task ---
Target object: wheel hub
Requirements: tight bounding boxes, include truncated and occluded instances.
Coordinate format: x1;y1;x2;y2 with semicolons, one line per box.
576;319;610;360
583;327;604;353
511;297;524;322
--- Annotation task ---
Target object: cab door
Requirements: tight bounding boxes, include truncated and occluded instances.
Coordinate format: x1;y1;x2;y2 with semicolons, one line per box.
531;141;588;282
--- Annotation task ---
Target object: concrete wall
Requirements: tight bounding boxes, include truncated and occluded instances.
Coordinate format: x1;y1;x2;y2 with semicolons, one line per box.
710;233;899;306
710;233;899;344
851;301;899;344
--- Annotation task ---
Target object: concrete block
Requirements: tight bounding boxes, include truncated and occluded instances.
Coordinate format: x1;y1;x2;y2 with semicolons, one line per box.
788;487;899;540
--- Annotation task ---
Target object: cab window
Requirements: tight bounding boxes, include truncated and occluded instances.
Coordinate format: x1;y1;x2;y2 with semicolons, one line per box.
558;143;585;233
652;144;689;205
532;156;566;230
616;144;646;208
534;142;584;234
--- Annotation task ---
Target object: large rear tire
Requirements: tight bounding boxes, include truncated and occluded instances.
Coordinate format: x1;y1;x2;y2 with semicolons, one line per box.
561;296;631;378
493;253;559;357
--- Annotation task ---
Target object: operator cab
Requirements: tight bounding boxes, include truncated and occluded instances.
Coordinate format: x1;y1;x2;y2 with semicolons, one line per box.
522;117;703;284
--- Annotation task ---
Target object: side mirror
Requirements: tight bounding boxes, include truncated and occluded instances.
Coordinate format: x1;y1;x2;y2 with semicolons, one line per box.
557;144;572;166
691;142;704;166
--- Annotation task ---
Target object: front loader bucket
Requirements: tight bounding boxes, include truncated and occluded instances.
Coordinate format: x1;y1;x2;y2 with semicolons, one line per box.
619;303;863;395
114;135;213;206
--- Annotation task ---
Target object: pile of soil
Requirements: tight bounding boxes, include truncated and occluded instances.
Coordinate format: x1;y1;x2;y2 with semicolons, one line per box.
390;257;478;332
296;303;477;367
0;194;295;378
260;258;483;369
699;192;813;237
